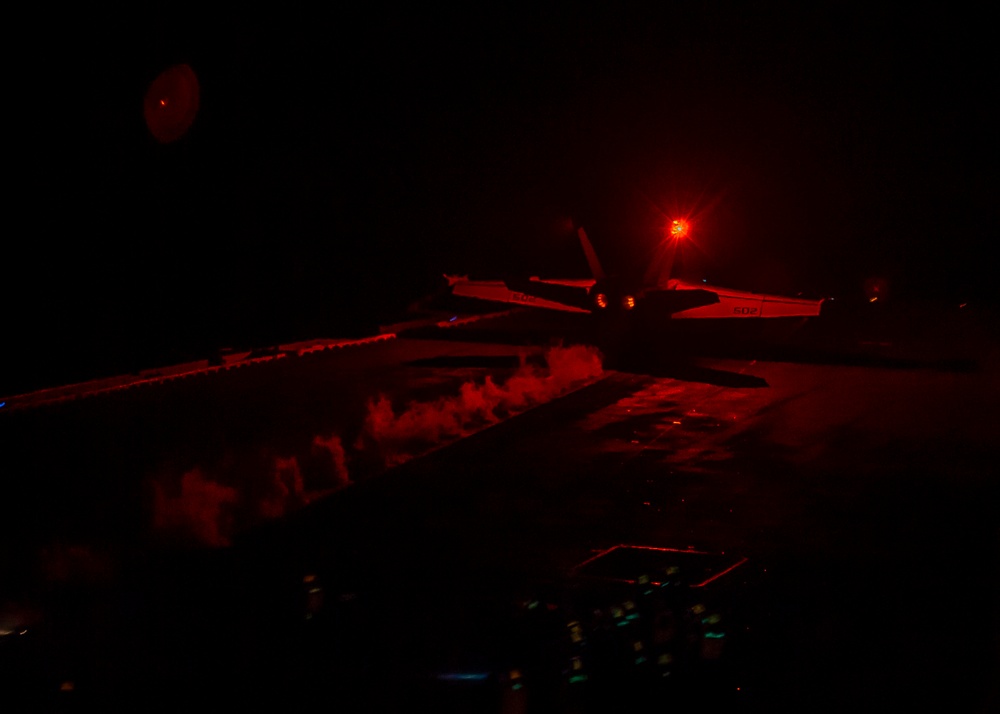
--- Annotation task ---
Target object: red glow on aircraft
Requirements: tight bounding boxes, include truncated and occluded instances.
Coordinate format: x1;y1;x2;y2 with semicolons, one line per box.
144;64;200;143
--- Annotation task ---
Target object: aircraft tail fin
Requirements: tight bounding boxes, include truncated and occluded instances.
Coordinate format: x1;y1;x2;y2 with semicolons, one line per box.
577;227;606;282
642;238;680;289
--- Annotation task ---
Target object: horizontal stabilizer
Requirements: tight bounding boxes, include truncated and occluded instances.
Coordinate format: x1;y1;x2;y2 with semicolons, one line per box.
446;275;592;313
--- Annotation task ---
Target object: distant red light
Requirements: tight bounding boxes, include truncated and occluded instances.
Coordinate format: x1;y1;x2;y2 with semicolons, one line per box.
863;276;889;302
144;64;200;143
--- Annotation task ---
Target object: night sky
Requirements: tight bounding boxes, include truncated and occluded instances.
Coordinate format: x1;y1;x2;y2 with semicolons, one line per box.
7;4;996;395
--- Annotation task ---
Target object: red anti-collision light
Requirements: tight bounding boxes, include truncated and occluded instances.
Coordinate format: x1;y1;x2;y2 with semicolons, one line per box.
670;219;689;239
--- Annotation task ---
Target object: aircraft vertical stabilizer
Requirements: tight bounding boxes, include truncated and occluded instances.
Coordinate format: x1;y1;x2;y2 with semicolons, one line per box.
577;228;606;282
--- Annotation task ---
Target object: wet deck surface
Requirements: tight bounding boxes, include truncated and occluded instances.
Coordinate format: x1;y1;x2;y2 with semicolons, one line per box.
2;303;998;711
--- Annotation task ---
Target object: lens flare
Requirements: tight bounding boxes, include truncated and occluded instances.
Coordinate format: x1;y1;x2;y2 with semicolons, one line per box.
144;64;200;143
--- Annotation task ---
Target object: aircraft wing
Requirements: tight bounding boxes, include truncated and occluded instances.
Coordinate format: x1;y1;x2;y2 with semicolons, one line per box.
665;279;825;319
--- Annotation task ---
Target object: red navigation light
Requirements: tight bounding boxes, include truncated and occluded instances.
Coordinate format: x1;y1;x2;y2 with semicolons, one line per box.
595;293;608;309
670;219;689;239
621;295;635;310
864;276;889;302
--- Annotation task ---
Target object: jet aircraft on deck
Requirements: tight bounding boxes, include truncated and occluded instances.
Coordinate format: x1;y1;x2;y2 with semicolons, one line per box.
444;222;824;323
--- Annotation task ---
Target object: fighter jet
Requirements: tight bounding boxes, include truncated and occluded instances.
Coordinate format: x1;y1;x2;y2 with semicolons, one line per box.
444;222;824;323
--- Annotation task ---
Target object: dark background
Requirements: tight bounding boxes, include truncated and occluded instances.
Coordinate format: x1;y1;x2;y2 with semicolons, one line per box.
6;4;995;395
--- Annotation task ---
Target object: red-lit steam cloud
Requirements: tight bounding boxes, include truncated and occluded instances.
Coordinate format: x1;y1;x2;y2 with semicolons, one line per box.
151;467;239;547
312;433;351;491
358;344;604;467
148;344;603;546
258;456;306;521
